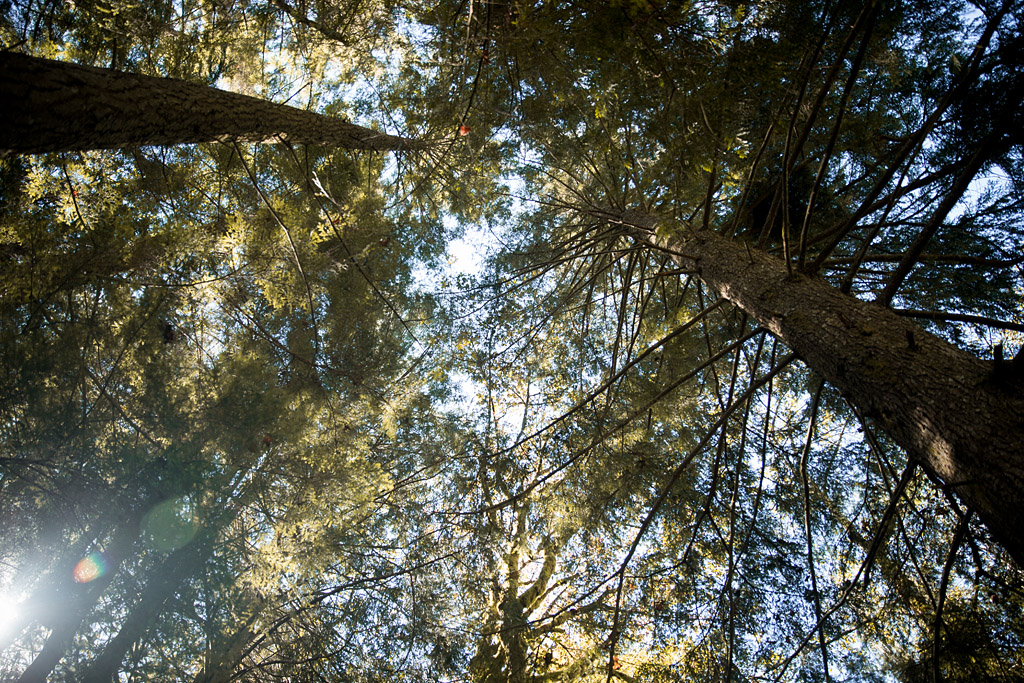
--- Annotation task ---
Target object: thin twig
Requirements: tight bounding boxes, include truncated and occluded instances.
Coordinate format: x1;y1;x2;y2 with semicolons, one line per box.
932;510;972;683
799;379;830;682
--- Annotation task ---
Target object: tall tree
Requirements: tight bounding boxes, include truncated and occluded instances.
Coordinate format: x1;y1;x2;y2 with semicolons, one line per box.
406;0;1024;679
3;0;1024;681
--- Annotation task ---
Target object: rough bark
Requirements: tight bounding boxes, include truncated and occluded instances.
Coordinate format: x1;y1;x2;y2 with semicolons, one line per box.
0;52;423;155
619;214;1024;567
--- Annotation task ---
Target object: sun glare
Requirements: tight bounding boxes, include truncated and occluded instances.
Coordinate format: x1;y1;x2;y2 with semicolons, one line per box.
0;595;20;639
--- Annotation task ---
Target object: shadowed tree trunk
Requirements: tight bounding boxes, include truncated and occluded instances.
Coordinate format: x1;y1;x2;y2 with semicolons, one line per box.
468;501;613;683
606;210;1024;567
190;600;263;683
15;517;141;683
0;52;423;155
78;520;226;683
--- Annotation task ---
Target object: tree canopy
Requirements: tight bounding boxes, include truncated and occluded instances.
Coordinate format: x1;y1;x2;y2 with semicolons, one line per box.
1;0;1023;681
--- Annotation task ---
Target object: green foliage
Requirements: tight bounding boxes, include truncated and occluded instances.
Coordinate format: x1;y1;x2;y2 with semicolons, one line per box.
3;0;1024;682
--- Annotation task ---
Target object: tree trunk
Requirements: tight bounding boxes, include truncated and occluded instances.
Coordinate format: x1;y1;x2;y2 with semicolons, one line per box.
0;522;96;653
15;516;140;683
78;525;220;683
0;52;422;155
191;603;262;683
617;213;1024;566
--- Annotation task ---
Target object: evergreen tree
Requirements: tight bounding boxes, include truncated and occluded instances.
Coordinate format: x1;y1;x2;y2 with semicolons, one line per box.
2;0;1024;681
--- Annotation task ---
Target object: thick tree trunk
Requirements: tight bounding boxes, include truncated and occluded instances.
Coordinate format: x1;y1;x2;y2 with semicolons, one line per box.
0;52;422;155
619;215;1024;566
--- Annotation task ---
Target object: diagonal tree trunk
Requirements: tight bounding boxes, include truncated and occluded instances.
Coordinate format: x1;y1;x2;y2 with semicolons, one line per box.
606;210;1024;567
77;523;222;683
0;52;423;155
15;517;141;683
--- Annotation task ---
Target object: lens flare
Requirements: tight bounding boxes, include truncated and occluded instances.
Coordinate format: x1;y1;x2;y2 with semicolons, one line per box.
72;552;109;583
142;497;198;551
